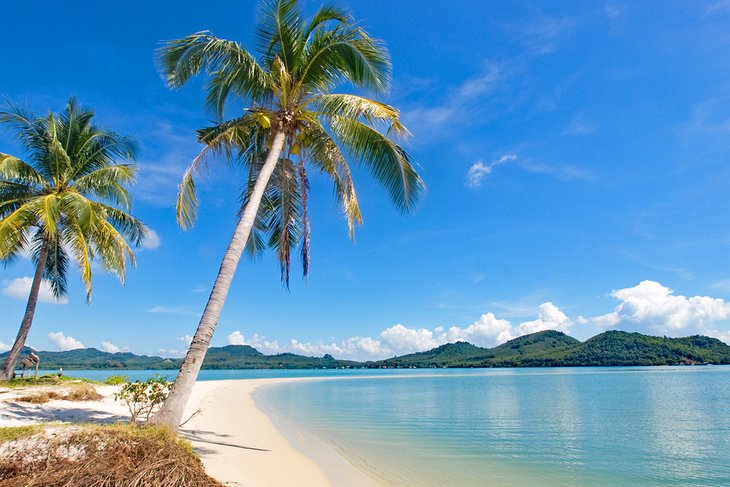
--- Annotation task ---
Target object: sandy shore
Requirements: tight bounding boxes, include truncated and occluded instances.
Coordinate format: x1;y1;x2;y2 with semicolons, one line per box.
181;378;377;487
0;378;377;487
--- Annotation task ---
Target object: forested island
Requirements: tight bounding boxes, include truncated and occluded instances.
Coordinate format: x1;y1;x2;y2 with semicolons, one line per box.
3;330;729;370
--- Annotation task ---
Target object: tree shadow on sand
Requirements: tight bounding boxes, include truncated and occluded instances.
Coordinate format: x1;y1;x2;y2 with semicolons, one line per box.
0;400;128;424
179;427;270;453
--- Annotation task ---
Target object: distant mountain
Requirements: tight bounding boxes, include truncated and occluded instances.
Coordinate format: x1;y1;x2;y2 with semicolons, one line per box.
2;330;729;371
0;345;358;371
373;331;582;368
201;346;359;369
1;346;179;370
375;341;487;368
518;331;730;367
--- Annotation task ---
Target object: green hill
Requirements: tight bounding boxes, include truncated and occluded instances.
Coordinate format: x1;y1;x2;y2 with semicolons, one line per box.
373;331;581;368
0;345;358;371
375;341;488;368
0;346;179;370
201;346;359;369
2;330;729;371
521;331;730;366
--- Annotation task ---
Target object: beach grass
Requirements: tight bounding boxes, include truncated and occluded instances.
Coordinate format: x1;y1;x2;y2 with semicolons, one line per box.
10;384;103;404
0;375;99;389
0;423;222;486
0;425;43;444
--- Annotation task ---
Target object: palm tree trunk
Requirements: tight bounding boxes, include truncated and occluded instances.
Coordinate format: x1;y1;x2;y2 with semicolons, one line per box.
152;130;287;431
1;241;49;381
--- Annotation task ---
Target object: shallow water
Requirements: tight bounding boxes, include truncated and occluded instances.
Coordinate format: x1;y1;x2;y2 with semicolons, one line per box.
34;367;436;383
258;367;730;486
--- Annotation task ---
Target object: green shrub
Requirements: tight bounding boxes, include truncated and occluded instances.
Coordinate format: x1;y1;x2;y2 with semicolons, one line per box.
104;375;129;385
114;375;172;424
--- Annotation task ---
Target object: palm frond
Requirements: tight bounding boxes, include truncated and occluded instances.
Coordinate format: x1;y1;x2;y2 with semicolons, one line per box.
298;27;391;94
91;201;147;247
255;0;304;70
304;4;351;41
40;233;69;299
314;94;401;126
73;164;136;209
158;32;270;117
304;121;362;236
64;222;93;302
0;181;37;220
330;116;425;214
266;157;302;287
0;101;52;177
298;158;310;278
0;153;46;187
177;116;260;230
0;203;37;261
70;131;137;180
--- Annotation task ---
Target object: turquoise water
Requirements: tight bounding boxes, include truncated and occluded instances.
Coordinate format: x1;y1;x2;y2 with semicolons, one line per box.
38;368;429;383
258;367;730;486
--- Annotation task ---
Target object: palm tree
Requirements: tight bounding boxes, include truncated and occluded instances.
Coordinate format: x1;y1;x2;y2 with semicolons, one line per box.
152;0;425;430
0;97;147;381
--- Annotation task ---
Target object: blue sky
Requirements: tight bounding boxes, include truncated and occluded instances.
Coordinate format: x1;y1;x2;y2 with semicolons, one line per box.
2;0;730;359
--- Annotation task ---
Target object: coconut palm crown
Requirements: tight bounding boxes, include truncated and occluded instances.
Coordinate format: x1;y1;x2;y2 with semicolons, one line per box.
151;0;425;430
0;97;146;380
161;0;425;283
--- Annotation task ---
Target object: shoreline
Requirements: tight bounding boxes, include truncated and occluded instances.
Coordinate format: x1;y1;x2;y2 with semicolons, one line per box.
0;377;378;486
180;378;378;487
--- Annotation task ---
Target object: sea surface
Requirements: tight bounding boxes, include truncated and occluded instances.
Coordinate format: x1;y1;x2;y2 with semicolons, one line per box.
57;366;730;485
256;367;730;486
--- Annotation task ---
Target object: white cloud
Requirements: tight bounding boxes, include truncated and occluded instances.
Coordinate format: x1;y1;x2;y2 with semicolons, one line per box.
2;277;68;304
220;281;730;361
177;335;193;347
516;302;572;335
100;341;129;353
591;280;730;338
227;331;245;345
227;330;282;354
141;228;161;250
0;340;11;352
226;307;569;361
158;348;185;358
48;332;85;351
466;154;518;187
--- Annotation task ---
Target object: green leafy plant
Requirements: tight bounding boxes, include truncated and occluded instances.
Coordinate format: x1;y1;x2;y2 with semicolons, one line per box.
114;375;172;424
104;375;129;386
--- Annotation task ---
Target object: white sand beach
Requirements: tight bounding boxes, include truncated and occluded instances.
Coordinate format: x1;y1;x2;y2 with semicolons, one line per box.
0;378;377;487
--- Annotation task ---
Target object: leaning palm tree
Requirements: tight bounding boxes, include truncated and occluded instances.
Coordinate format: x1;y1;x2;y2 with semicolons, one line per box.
0;98;147;381
152;0;425;430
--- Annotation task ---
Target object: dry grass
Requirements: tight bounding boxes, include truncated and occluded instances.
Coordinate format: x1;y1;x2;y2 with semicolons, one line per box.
0;424;224;487
13;385;102;404
62;384;103;402
14;391;61;404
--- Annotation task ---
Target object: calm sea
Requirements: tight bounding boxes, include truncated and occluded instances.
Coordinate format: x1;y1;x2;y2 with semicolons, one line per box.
257;367;730;486
58;367;730;485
